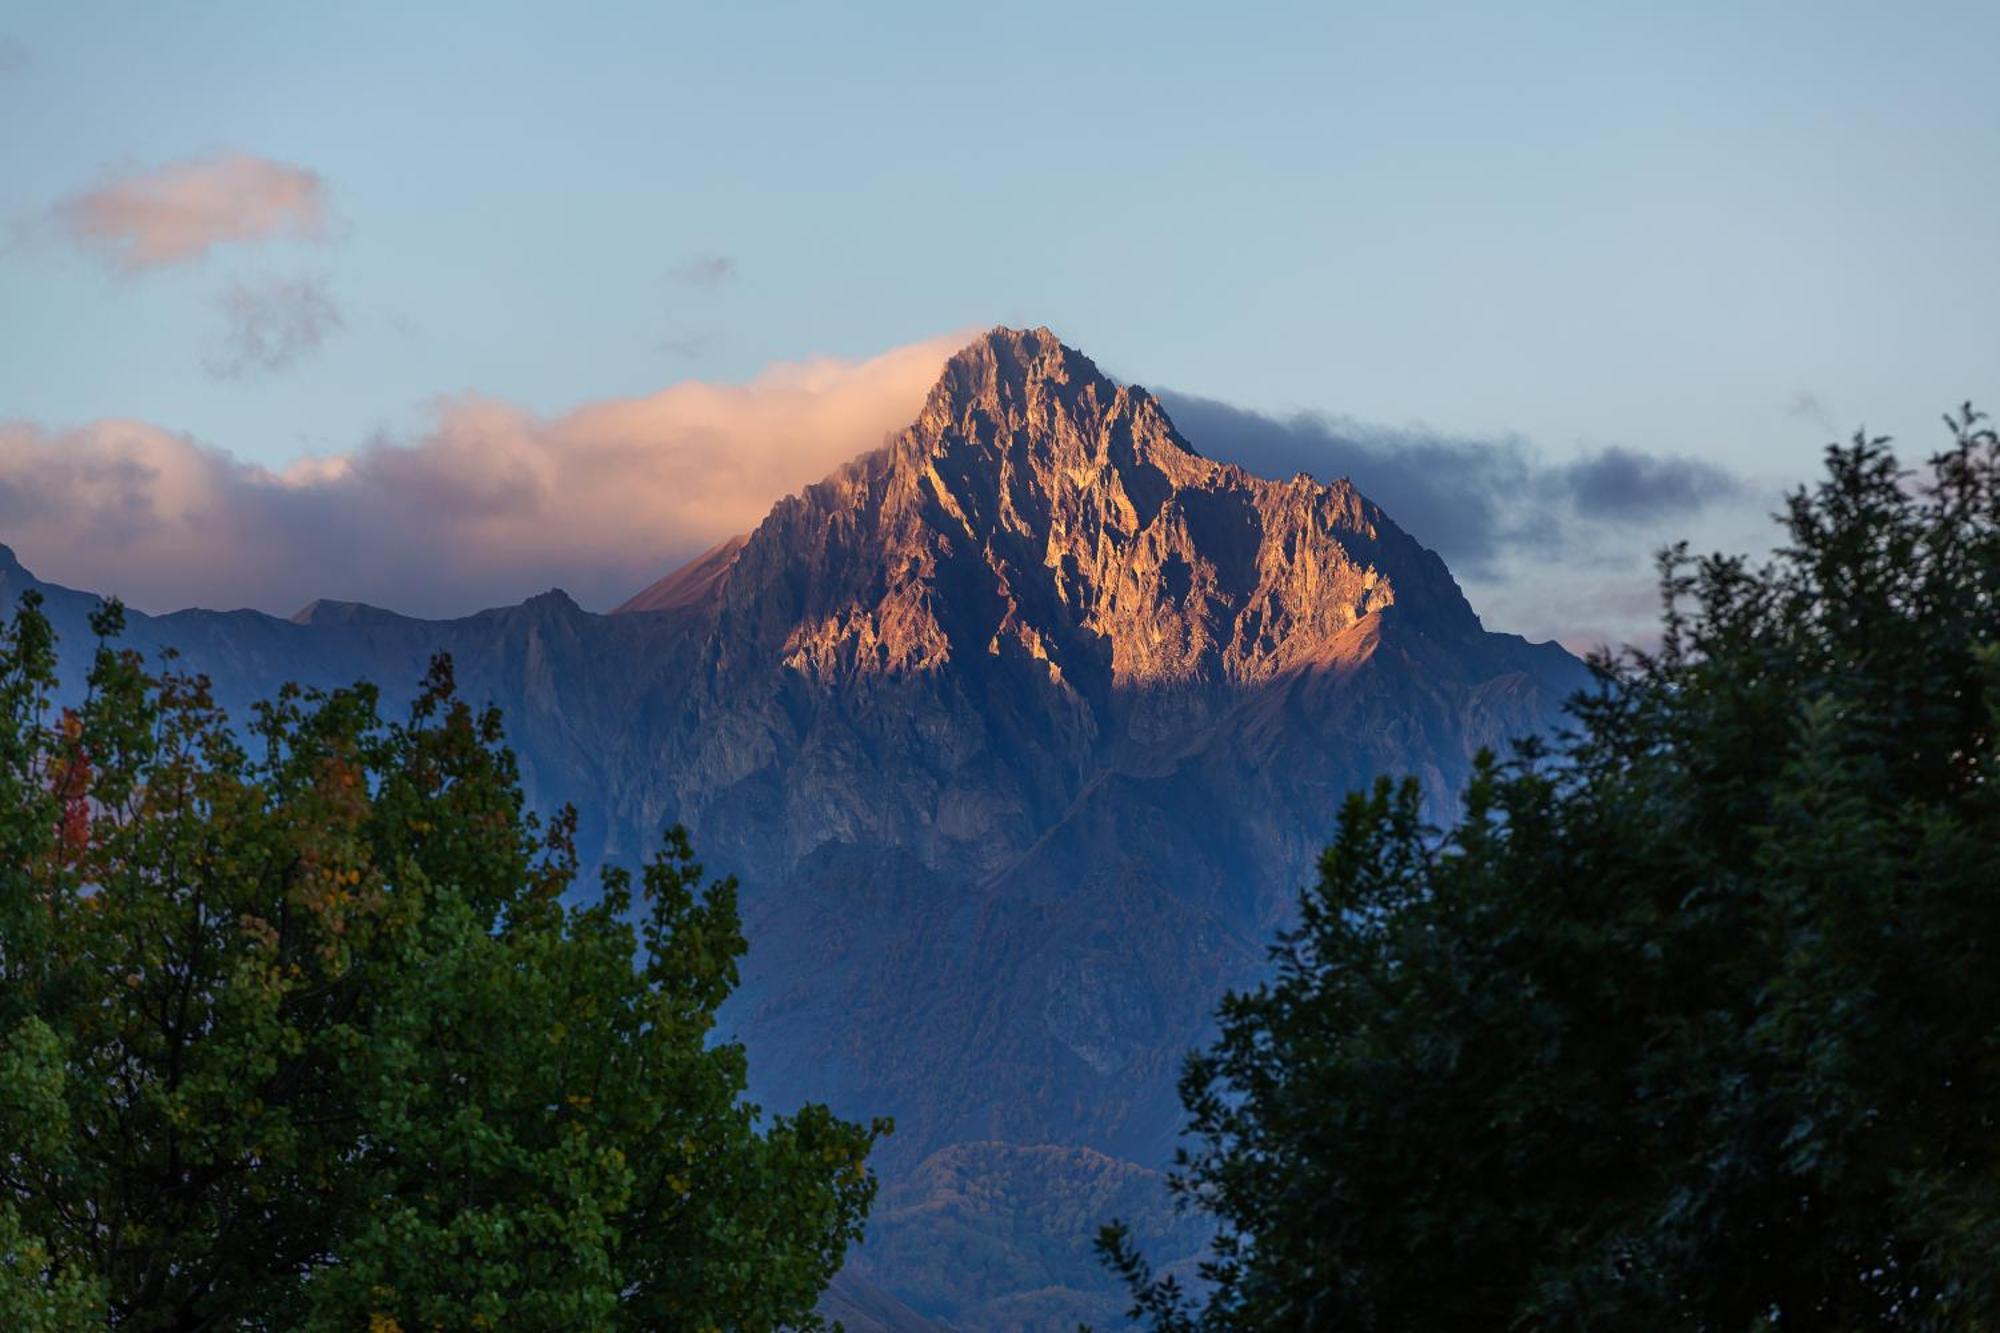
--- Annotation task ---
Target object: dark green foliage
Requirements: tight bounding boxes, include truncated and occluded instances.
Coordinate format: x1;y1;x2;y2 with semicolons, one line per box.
1103;411;2000;1329
0;607;886;1330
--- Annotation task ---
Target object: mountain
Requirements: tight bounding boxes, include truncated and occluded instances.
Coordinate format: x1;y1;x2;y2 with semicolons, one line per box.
0;328;1591;1328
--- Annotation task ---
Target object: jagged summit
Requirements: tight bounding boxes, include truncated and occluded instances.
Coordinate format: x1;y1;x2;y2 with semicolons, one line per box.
927;326;1091;395
620;326;1485;690
914;325;1168;443
900;326;1202;482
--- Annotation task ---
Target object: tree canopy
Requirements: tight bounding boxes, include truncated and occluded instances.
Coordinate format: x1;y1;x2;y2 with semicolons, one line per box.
0;603;885;1330
1104;411;2000;1329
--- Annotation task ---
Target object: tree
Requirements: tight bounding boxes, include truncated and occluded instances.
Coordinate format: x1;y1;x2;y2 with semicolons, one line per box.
1102;410;2000;1329
0;601;887;1330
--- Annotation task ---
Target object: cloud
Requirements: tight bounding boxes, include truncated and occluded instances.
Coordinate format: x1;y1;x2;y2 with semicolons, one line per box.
52;153;330;271
671;254;736;287
0;37;28;77
0;333;968;618
1559;446;1742;520
206;274;343;378
1156;392;1746;577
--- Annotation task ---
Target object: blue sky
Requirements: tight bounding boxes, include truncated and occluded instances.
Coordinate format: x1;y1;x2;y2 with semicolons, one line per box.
3;2;1998;638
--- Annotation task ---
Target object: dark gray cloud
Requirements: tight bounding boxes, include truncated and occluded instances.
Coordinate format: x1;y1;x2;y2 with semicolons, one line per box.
1559;446;1742;520
1156;392;1746;576
206;274;343;378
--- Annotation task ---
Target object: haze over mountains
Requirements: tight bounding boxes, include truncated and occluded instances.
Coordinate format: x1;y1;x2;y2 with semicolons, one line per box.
3;329;1591;1327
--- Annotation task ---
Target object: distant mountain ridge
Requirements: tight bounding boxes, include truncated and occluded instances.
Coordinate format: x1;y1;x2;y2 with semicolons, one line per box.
2;329;1590;1329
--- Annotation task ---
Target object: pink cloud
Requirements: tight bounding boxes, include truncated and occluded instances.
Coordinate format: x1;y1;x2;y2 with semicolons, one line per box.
0;333;969;617
54;153;330;271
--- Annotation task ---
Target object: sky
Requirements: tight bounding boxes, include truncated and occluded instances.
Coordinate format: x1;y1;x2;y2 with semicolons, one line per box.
3;2;1998;646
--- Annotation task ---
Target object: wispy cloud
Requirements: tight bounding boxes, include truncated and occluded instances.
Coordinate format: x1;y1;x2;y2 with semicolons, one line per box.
670;253;736;287
0;333;967;617
206;274;343;378
52;152;330;271
0;36;29;77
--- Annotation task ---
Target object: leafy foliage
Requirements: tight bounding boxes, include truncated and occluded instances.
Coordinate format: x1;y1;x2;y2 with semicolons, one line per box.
1103;411;2000;1329
0;607;886;1330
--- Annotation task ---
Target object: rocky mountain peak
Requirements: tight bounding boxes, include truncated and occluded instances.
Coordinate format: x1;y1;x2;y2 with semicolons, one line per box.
655;328;1485;694
900;326;1198;492
914;326;1142;436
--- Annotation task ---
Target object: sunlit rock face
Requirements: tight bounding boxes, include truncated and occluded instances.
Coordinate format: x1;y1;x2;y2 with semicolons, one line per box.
735;327;1439;691
661;328;1474;690
8;329;1589;1328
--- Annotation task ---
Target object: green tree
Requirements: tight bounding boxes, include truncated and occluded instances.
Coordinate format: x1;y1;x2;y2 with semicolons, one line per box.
0;604;886;1330
1102;410;2000;1329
